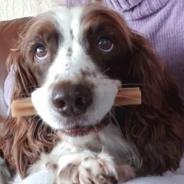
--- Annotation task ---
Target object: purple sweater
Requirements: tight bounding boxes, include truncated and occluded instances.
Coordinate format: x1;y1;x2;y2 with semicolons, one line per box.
61;0;184;99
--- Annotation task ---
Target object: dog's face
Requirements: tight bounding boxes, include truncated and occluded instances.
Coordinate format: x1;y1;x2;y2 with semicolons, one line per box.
19;4;133;136
16;3;135;136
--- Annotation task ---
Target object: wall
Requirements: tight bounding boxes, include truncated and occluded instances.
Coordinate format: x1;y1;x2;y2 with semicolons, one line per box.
0;0;63;21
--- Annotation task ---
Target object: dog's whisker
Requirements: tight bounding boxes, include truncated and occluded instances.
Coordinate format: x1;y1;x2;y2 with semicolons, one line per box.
96;68;110;78
108;112;123;137
29;115;38;122
106;113;115;127
106;115;113;125
87;120;97;131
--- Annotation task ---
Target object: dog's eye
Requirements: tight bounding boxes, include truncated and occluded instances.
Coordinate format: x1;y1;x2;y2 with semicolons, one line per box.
98;38;114;52
35;45;48;60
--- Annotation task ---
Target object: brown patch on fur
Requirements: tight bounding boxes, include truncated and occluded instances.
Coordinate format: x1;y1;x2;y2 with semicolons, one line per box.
70;29;74;40
80;69;92;78
66;47;73;57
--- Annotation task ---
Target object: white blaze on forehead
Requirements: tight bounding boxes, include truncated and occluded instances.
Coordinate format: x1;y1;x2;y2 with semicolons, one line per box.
44;6;98;86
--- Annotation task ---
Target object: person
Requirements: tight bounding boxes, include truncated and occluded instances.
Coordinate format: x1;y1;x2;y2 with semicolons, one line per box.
60;0;184;99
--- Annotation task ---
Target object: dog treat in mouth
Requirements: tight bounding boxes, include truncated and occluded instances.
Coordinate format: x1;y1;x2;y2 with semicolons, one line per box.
114;87;141;106
11;98;37;117
11;87;141;117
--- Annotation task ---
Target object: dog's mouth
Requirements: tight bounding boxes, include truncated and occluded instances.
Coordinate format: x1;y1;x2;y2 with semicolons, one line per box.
57;116;109;137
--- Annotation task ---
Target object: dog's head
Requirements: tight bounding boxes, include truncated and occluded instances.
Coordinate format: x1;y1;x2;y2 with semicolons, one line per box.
30;4;133;136
8;4;136;136
3;1;184;178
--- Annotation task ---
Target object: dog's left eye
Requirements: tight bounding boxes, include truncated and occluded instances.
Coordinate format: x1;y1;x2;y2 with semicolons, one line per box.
98;38;114;52
35;45;48;60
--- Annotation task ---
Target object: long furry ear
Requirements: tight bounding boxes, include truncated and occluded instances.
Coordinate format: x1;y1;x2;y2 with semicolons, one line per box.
130;32;183;113
1;48;57;178
117;31;184;175
6;49;38;99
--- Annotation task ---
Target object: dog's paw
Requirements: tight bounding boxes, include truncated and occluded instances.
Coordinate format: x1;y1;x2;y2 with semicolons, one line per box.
78;151;118;184
54;151;135;184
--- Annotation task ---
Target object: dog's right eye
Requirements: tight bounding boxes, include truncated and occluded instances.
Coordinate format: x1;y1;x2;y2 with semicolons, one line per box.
35;45;48;60
98;38;114;52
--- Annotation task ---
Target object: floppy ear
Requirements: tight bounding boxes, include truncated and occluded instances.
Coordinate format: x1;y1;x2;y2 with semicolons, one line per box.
6;49;38;100
1;48;57;178
129;32;184;115
117;31;184;175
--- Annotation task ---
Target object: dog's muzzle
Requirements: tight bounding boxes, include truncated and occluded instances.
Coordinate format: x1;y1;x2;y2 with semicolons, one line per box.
52;83;93;117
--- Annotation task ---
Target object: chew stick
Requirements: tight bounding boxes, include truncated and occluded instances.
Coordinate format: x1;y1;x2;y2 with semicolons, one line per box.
114;87;141;106
11;98;36;117
11;88;141;117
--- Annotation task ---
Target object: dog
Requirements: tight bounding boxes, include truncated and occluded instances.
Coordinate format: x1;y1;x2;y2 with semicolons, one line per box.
0;1;184;184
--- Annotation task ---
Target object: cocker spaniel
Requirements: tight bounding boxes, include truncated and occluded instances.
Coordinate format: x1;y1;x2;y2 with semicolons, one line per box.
0;2;184;184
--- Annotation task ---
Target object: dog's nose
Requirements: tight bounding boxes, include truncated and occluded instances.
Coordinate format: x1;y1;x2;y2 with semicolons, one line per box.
52;84;92;116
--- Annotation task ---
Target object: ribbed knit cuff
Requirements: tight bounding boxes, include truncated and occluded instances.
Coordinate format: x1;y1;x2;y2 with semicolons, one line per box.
56;0;107;8
106;0;169;19
106;0;142;11
66;0;90;8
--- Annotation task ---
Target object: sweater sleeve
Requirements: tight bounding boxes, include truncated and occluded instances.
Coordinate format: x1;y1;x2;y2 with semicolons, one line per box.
63;0;90;7
58;0;108;8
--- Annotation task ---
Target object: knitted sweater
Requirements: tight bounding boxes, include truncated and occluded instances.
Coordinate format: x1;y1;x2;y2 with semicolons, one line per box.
61;0;184;99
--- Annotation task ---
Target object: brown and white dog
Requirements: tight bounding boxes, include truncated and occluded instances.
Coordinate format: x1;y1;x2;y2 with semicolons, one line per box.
1;1;184;184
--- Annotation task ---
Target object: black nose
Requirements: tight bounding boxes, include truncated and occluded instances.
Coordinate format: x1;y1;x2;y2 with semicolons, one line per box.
52;84;92;117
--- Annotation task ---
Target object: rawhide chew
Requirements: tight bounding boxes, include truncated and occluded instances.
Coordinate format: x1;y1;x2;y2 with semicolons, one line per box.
11;98;37;117
11;87;141;117
114;87;141;106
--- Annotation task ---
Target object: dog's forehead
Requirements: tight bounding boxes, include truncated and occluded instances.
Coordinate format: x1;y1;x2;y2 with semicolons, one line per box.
49;6;84;40
47;4;113;39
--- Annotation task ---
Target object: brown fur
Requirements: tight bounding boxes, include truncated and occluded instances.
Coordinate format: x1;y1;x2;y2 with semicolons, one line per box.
0;2;184;180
